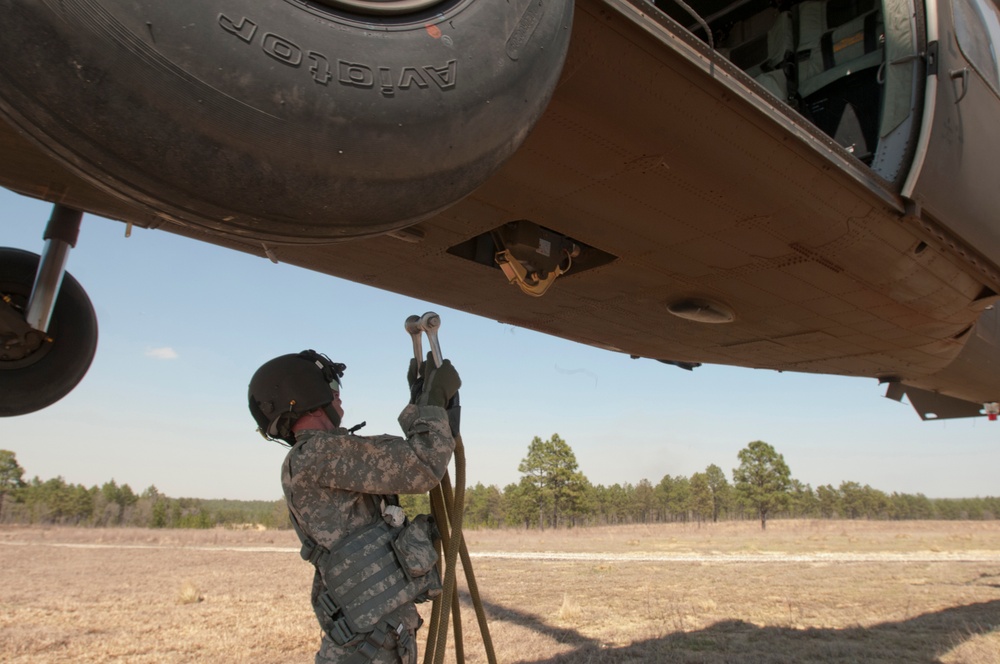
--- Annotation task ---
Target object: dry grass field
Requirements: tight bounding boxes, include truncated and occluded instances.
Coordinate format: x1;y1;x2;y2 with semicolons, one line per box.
2;520;999;663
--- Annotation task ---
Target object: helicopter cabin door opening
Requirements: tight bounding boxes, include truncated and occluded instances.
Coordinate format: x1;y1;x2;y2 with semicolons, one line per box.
653;0;925;186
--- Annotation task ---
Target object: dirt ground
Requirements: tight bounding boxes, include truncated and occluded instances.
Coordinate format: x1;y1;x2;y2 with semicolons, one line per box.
1;521;999;663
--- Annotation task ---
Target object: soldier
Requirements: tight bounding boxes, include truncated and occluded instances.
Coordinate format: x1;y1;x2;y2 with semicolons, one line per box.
248;349;460;663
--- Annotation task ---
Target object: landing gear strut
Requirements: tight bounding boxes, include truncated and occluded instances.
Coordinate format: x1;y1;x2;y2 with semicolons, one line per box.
0;204;98;416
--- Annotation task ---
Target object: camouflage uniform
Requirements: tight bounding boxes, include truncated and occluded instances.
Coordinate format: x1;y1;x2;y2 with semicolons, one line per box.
282;402;455;664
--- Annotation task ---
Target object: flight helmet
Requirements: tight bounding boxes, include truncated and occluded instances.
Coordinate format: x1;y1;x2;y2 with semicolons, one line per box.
248;349;345;445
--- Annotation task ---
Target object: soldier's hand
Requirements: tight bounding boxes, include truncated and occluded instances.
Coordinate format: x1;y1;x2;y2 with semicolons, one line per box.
408;353;435;403
419;360;461;408
406;357;419;390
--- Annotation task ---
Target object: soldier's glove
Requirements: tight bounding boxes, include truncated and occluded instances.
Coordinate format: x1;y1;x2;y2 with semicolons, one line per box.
407;352;434;404
446;392;461;438
418;360;461;408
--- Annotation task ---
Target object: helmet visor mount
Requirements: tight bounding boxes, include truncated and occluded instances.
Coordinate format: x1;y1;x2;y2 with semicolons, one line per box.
301;350;345;397
311;352;346;431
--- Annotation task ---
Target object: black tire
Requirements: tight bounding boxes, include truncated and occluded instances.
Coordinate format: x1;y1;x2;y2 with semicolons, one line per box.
0;0;574;242
0;248;98;417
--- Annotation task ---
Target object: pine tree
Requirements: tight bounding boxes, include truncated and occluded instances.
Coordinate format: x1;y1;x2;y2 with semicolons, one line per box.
688;472;714;524
0;450;25;521
733;441;791;530
517;434;588;528
704;464;731;522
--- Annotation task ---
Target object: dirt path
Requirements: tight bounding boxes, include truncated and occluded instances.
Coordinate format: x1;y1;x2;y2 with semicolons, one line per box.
5;538;1000;563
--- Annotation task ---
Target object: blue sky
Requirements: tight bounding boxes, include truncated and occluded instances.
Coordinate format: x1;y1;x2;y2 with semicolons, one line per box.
2;188;998;501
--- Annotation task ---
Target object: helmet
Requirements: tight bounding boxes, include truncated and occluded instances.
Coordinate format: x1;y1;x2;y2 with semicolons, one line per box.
248;350;345;445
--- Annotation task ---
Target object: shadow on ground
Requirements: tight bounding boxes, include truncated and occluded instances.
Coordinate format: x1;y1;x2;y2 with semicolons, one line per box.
470;595;1000;663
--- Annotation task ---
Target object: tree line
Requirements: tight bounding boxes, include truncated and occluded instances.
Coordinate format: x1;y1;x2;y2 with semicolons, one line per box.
2;439;997;530
460;436;1000;530
0;450;286;528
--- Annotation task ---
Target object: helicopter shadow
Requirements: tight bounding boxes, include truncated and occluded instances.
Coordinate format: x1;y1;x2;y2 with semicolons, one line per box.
466;594;1000;663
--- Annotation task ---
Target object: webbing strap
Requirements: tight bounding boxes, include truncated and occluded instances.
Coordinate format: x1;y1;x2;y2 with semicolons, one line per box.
863;12;878;53
340;618;406;664
338;535;394;571
330;616;358;645
318;591;341;619
352;569;411;615
300;537;326;566
821;31;834;70
327;521;393;568
337;552;402;606
817;10;880;74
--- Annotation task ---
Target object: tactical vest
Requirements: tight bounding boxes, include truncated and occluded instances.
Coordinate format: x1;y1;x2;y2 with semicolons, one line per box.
300;513;442;645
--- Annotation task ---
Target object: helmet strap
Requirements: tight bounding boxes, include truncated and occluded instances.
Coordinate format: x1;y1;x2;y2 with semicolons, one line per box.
323;404;342;429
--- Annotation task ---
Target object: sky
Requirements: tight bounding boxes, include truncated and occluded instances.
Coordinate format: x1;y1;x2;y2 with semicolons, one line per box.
2;188;998;501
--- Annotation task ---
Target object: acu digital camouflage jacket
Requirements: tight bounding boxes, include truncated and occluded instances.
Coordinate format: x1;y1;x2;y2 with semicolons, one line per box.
281;403;455;660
